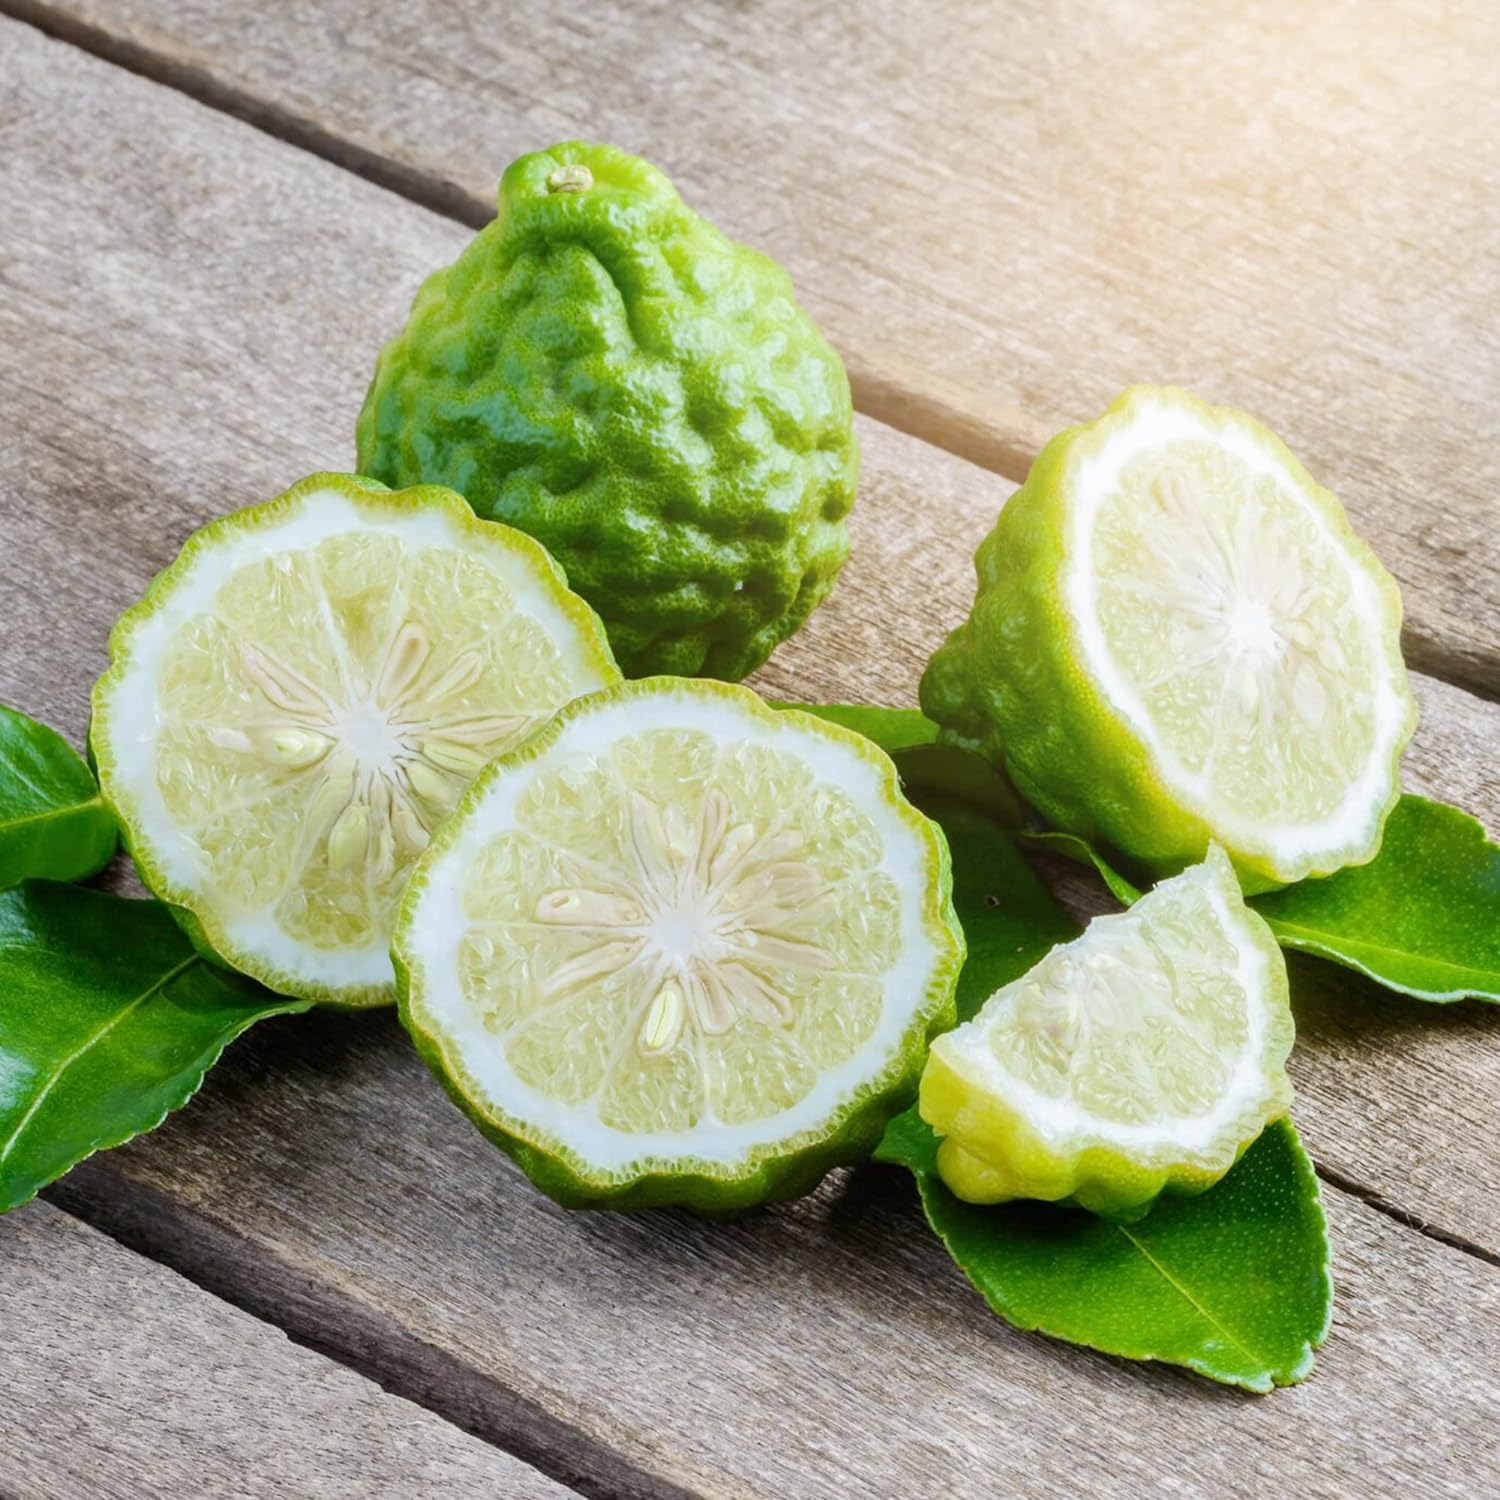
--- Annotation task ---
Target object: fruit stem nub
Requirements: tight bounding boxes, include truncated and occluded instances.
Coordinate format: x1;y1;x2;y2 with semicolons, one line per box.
546;164;593;195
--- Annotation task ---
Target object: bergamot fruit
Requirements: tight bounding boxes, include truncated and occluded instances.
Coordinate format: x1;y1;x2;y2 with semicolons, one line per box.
921;845;1293;1221
355;141;858;682
393;677;963;1213
922;386;1415;888
90;472;618;1008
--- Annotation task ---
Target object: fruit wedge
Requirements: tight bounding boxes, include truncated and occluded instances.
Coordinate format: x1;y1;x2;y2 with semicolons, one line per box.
91;473;618;1007
394;678;964;1212
921;846;1293;1221
921;386;1416;886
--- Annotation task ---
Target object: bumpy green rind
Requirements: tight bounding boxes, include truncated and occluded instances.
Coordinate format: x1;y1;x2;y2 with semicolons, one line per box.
90;472;620;1011
356;141;859;682
921;386;1414;887
394;677;963;1215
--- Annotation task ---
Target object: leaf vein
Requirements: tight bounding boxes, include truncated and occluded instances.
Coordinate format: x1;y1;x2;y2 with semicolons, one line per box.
1266;919;1498;983
0;952;201;1170
0;795;105;836
1116;1226;1265;1367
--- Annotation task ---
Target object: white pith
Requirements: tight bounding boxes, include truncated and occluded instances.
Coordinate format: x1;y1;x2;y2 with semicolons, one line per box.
95;485;613;994
402;690;947;1173
934;849;1279;1154
1065;396;1408;868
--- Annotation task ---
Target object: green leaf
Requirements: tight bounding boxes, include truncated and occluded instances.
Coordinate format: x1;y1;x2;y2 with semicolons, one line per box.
0;704;116;888
911;794;1079;1023
772;702;1023;825
770;700;938;753
894;743;1024;827
881;1116;1332;1393
1016;828;1144;905
871;799;1332;1391
1251;795;1500;1002
0;882;309;1212
873;1106;944;1176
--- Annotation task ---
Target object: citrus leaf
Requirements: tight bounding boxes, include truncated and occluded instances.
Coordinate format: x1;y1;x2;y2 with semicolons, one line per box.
0;882;310;1212
1015;795;1499;1004
1250;795;1500;1002
1015;828;1144;905
772;703;1022;824
872;799;1331;1391
909;794;1079;1024
770;701;938;753
881;1116;1330;1394
0;704;116;888
895;744;1024;826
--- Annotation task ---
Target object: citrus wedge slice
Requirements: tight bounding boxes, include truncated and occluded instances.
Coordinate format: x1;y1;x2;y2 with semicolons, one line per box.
920;846;1293;1221
91;473;618;1008
394;678;963;1213
921;386;1415;886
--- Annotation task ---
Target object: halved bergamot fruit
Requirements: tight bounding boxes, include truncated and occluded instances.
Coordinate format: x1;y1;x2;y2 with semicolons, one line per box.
921;386;1416;887
90;472;618;1008
393;678;964;1213
921;845;1293;1221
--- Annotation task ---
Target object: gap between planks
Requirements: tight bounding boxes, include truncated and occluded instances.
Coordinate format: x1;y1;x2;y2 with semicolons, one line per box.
41;1180;706;1500
3;0;1489;707
1312;1164;1500;1272
1;1200;580;1500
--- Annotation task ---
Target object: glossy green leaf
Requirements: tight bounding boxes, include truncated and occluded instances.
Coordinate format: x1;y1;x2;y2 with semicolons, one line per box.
909;794;1079;1024
1017;795;1499;1004
0;882;310;1212
0;704;116;888
770;700;938;753
895;743;1024;826
772;702;1023;824
1016;828;1144;905
873;799;1332;1391
1251;795;1500;1002
878;1116;1331;1393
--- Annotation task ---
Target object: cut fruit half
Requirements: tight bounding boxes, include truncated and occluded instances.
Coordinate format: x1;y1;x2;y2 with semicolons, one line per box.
921;386;1415;886
394;678;964;1213
91;473;619;1008
920;846;1293;1221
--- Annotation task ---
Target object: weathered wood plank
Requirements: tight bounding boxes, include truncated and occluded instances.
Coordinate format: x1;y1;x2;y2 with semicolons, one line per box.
0;15;1496;1254
0;1200;574;1499
2;25;1500;1493
9;0;1499;692
50;1012;1500;1499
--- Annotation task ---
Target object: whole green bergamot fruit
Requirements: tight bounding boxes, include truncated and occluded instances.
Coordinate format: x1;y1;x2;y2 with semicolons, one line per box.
356;141;859;680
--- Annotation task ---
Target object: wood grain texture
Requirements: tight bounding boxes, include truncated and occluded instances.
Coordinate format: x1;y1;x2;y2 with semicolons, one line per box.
50;1012;1500;1499
0;1200;574;1499
1;22;1499;1494
8;0;1498;693
0;13;1496;1248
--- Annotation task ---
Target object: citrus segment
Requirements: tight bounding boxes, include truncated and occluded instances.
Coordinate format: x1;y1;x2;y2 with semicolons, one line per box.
394;679;963;1212
91;473;618;1007
922;386;1414;885
921;846;1293;1220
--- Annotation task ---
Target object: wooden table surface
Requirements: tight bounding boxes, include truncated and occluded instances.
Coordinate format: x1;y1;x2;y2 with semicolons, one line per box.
2;2;1497;1495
